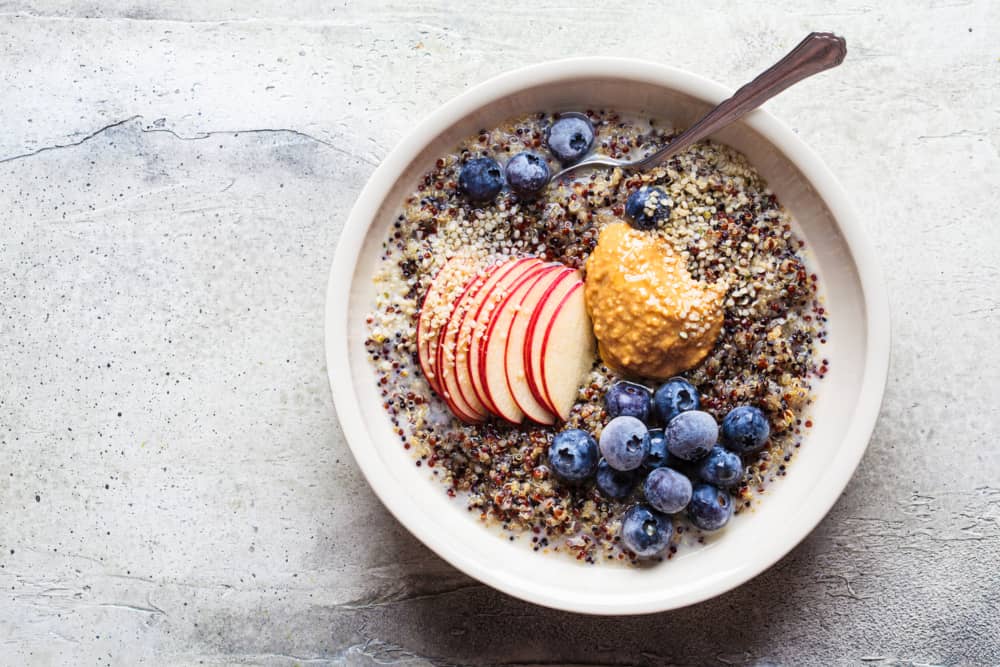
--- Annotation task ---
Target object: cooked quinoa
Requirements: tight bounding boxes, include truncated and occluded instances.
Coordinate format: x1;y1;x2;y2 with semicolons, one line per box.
364;111;828;564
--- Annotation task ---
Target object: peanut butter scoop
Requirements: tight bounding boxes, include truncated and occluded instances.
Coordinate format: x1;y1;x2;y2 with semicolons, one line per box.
584;221;727;379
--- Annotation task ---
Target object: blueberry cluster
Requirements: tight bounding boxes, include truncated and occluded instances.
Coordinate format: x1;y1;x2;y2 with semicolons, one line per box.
457;114;596;202
546;378;771;559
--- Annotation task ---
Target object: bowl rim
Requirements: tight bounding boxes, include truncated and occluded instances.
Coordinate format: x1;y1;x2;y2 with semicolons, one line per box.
325;56;891;615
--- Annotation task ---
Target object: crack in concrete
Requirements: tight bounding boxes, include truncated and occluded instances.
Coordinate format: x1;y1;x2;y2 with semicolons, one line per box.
0;115;378;167
0;116;141;165
341;638;443;666
95;599;166;616
142;124;377;165
917;129;989;141
334;582;485;611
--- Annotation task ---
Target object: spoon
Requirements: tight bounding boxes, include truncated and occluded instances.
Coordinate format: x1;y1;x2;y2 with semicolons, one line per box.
552;32;847;181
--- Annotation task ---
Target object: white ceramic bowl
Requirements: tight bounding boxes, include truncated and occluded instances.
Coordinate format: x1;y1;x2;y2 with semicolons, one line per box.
326;57;890;615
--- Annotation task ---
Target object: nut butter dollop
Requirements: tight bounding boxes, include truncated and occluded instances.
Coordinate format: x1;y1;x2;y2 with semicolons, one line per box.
584;221;726;379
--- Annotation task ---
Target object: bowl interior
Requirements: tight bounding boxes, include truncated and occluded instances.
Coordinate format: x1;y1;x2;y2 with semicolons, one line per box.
333;65;879;614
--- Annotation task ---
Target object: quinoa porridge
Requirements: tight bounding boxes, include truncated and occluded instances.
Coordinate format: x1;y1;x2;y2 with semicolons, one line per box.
363;110;828;564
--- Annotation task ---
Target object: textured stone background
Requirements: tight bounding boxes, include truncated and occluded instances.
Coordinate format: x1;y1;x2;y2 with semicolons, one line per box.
1;1;998;664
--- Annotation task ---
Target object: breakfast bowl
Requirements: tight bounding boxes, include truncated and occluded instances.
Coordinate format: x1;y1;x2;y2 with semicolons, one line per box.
325;57;890;614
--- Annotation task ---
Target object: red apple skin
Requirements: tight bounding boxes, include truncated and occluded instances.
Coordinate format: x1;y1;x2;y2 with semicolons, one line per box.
435;321;481;424
478;264;555;424
522;270;581;415
416;257;473;395
465;257;542;419
537;281;593;420
505;267;574;425
450;266;501;417
435;272;489;423
434;327;481;423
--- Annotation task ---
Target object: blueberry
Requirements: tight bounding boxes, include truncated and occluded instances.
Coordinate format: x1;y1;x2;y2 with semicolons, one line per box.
599;416;650;471
687;483;734;531
545;113;595;165
596;459;639;499
644;467;693;514
604;381;652;422
624;186;673;230
504;151;550;198
547;429;599;482
621;503;673;558
458;156;504;202
665;410;717;461
652;377;700;425
643;428;670;469
721;405;771;454
646;432;698;477
698;446;744;488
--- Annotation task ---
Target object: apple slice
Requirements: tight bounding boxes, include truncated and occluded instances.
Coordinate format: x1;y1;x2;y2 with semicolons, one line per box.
504;266;575;425
524;268;584;414
450;263;508;419
435;271;490;423
463;257;543;415
478;263;554;424
417;257;476;394
537;281;595;421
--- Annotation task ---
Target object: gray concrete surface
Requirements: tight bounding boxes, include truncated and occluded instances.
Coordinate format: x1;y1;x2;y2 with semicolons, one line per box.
1;1;999;664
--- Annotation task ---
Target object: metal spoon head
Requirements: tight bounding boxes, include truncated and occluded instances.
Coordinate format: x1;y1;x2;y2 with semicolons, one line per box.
551;155;629;182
